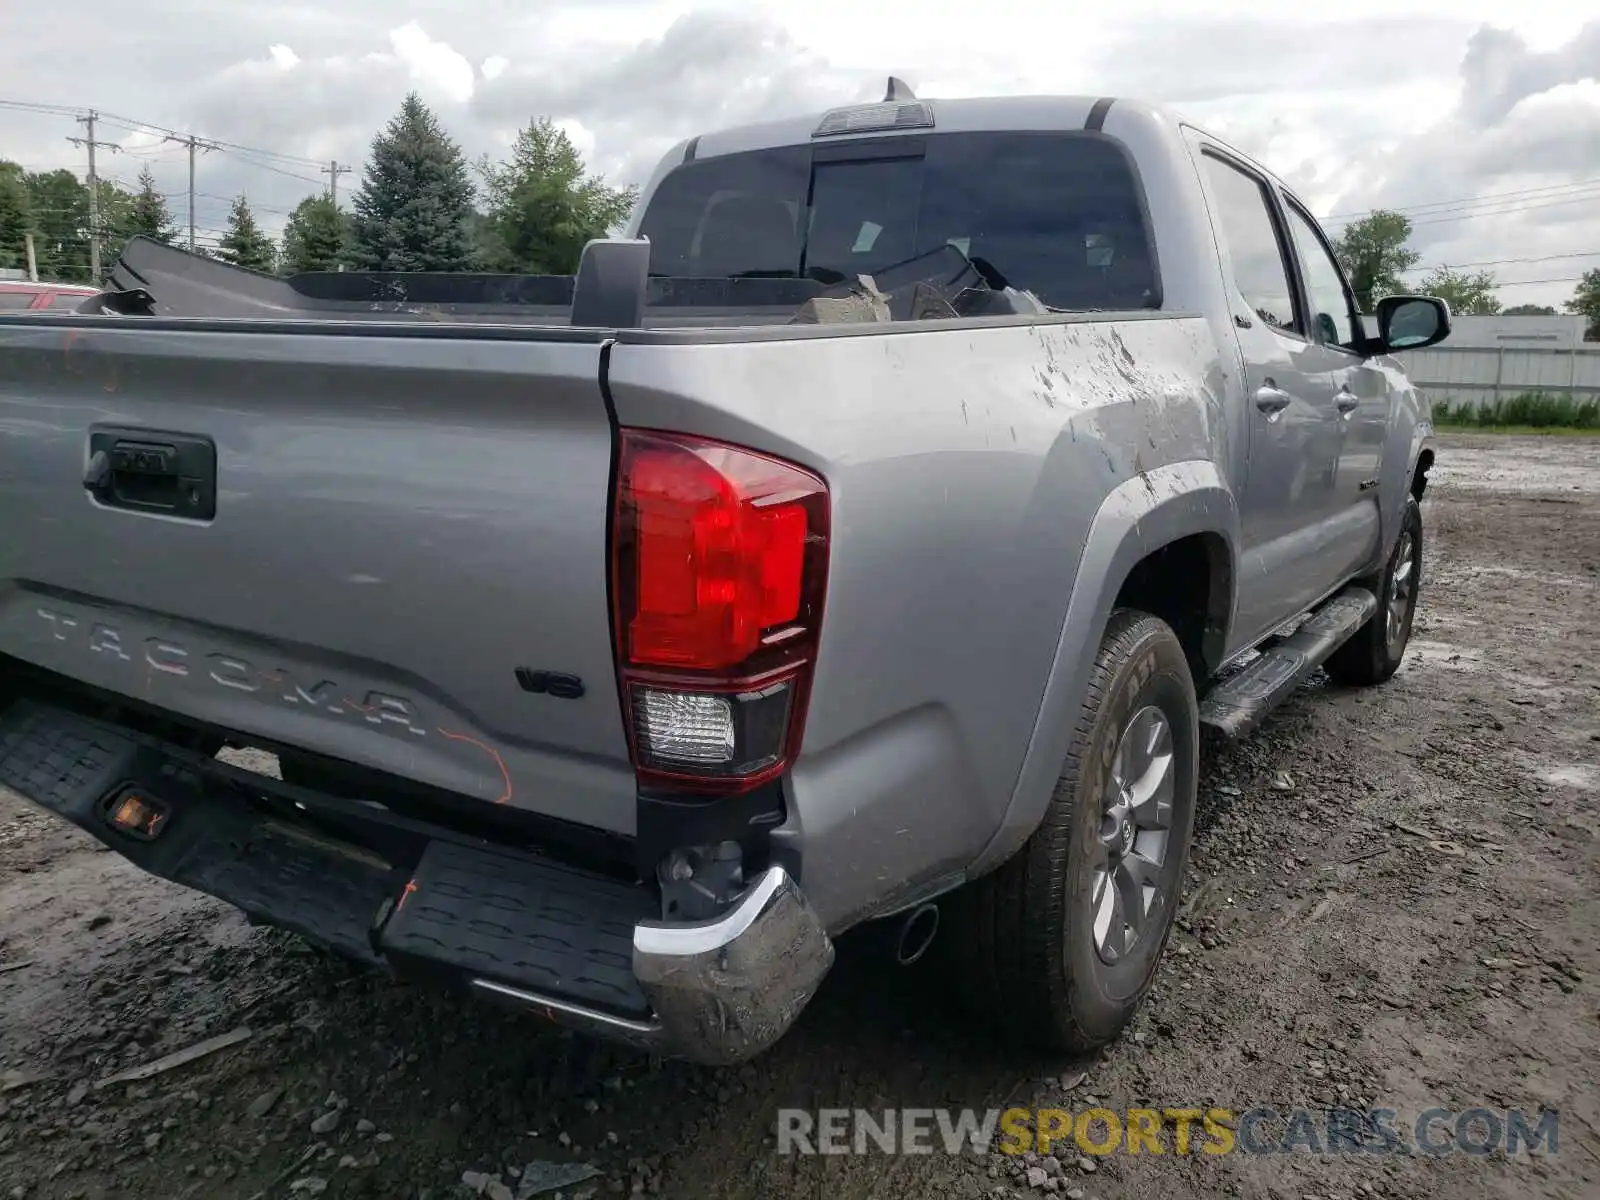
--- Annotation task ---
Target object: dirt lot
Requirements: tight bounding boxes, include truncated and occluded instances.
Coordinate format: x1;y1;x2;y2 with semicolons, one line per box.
1;432;1596;1200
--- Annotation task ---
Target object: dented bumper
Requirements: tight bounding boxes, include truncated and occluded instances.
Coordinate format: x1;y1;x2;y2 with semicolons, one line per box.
474;867;835;1065
0;697;833;1066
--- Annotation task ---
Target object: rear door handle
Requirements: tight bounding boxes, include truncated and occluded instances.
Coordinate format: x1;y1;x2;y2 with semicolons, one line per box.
1335;389;1360;417
1255;385;1291;421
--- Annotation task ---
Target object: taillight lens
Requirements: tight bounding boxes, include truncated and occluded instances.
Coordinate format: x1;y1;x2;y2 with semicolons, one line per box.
612;429;829;793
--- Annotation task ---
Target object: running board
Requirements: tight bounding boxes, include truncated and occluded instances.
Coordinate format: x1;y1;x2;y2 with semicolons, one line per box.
1199;587;1378;738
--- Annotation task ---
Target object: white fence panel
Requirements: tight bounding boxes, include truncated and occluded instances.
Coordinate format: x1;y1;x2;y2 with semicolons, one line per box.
1395;345;1600;408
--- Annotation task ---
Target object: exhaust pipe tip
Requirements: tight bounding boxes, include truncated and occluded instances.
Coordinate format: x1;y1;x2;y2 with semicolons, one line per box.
894;903;940;966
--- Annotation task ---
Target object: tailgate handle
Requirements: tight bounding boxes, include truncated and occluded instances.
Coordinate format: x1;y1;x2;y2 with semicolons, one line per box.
85;428;217;521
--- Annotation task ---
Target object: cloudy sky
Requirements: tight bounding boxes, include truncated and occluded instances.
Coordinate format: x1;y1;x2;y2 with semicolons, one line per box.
2;3;1597;308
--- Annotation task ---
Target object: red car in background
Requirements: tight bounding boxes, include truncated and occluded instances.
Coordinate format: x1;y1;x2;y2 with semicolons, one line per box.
0;280;100;311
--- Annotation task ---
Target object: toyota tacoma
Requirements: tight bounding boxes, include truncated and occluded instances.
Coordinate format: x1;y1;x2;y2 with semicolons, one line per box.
0;85;1446;1064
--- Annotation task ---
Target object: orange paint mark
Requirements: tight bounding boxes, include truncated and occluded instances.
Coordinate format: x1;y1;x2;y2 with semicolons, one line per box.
395;877;419;912
340;695;378;715
436;728;513;805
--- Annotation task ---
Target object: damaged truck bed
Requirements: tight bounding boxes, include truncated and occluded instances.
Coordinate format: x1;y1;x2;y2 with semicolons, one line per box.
0;86;1445;1064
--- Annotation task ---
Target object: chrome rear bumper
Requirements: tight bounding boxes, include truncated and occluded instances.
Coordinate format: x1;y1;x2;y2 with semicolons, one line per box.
470;866;835;1065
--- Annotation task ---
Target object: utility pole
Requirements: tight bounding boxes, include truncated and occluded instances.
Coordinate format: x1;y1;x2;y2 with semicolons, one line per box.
321;160;350;207
163;133;222;253
67;110;120;283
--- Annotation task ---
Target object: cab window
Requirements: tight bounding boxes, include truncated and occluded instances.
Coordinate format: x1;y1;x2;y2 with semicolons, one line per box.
1284;201;1358;349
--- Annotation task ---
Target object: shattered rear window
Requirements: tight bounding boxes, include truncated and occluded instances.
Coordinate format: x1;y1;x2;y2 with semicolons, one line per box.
639;132;1159;311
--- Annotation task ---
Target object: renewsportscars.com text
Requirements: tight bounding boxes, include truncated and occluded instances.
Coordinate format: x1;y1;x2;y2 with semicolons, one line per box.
776;1106;1560;1158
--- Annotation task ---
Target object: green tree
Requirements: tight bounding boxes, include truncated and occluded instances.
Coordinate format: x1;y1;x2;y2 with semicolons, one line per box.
122;166;177;245
475;117;637;274
23;168;89;280
349;93;476;271
280;195;350;274
1418;266;1501;316
18;171;133;281
217;194;277;272
1333;210;1420;312
1565;269;1600;341
95;180;137;271
0;161;32;272
1504;303;1556;316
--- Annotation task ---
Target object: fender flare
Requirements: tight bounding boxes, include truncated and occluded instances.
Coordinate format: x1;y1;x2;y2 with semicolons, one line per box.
965;460;1240;879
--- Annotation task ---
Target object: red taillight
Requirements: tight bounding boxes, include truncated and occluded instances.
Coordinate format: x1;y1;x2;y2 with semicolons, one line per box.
612;429;829;793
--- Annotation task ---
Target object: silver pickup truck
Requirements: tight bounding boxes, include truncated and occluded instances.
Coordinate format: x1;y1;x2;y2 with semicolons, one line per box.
0;87;1447;1065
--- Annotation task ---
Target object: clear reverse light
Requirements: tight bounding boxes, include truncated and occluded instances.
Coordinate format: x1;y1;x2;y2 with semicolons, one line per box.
635;689;736;766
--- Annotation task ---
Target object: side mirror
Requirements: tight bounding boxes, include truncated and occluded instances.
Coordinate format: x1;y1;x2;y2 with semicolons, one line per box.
1375;295;1450;353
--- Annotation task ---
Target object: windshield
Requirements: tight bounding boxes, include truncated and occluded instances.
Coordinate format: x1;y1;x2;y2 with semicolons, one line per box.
637;132;1159;311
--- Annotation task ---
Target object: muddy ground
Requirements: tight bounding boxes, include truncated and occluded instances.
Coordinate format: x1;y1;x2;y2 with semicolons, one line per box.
1;432;1596;1200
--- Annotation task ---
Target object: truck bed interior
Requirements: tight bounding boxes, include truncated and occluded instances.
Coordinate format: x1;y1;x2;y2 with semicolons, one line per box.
79;237;1054;329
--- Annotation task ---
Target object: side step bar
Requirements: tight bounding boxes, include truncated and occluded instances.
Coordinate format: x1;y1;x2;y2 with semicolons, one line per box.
1199;587;1378;738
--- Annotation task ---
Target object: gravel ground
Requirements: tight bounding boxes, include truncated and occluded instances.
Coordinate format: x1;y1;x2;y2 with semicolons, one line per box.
1;432;1596;1200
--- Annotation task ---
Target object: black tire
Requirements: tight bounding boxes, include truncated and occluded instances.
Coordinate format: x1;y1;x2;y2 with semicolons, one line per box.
948;609;1198;1052
1323;495;1423;688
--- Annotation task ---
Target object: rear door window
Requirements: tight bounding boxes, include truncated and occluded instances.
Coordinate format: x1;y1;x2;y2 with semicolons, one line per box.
638;133;1159;310
0;293;33;310
1200;154;1300;335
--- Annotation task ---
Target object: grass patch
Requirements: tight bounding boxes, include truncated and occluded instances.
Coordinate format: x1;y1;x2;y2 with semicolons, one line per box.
1432;392;1600;430
1434;422;1600;436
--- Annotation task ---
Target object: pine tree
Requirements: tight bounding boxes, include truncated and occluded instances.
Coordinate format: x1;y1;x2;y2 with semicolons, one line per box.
476;118;637;274
218;195;277;272
349;93;476;272
280;195;349;274
122;166;177;245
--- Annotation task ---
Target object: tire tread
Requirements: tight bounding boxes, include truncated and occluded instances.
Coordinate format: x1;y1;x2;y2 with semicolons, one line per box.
950;609;1192;1051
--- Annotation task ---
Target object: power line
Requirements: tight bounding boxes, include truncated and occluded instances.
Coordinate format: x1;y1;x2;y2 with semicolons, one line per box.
1326;175;1600;221
223;152;325;188
1;97;329;174
1406;250;1600;272
1400;190;1600;230
91;111;323;169
0;98;82;119
1485;276;1587;288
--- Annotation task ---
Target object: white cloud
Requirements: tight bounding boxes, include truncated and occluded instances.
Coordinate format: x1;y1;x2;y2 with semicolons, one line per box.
554;117;596;161
388;21;475;105
0;4;1594;308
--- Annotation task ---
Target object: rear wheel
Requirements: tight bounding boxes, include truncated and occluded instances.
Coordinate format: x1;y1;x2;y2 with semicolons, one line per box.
949;609;1198;1051
1323;496;1423;687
